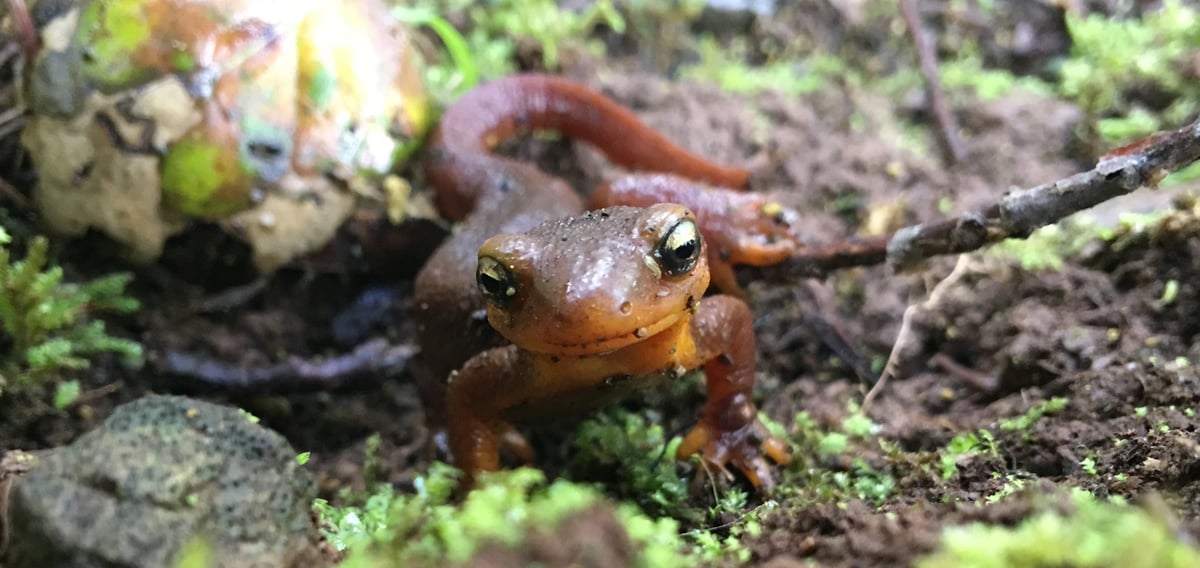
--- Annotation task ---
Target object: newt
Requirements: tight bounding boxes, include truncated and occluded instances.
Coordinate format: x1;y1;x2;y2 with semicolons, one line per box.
414;74;800;491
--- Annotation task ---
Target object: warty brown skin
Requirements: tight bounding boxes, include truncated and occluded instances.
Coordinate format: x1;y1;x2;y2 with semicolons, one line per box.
413;73;799;490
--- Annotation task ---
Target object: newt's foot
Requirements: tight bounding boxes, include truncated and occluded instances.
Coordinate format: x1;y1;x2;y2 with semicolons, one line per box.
677;396;792;493
497;423;537;465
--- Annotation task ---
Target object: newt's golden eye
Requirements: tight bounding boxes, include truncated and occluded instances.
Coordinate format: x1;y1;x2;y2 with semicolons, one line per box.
654;218;701;277
477;256;518;306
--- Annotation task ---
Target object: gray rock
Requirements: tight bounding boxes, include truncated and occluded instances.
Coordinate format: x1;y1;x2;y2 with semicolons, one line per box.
7;395;323;568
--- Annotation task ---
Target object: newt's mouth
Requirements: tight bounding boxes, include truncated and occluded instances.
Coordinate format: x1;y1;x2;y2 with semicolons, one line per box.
515;311;685;357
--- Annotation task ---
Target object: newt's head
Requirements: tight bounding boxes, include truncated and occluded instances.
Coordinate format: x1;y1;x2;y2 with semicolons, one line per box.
476;204;709;356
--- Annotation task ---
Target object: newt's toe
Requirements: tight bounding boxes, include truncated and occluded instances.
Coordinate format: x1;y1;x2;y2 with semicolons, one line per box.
678;414;792;493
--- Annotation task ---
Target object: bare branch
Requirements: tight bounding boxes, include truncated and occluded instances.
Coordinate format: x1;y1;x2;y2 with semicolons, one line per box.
743;117;1200;283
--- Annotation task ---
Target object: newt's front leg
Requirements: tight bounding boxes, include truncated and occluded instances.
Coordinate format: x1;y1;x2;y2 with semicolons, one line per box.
445;346;533;478
680;295;793;492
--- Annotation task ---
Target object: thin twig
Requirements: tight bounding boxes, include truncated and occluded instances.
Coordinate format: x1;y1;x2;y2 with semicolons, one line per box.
0;474;10;556
0;450;37;557
900;0;967;163
862;255;973;412
6;0;39;62
742;117;1200;282
792;284;876;387
162;338;417;391
0;40;18;69
68;380;125;407
0;175;29;209
0;106;24;130
189;278;268;313
931;352;997;391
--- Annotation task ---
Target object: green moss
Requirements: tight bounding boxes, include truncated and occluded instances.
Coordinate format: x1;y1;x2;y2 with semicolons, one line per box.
919;489;1200;567
787;411;897;506
682;37;846;96
160;138;253;218
566;409;690;519
319;463;694;566
320;403;789;565
990;217;1112;271
1060;1;1200;151
0;232;142;398
74;0;155;91
940;51;1054;101
397;0;622;104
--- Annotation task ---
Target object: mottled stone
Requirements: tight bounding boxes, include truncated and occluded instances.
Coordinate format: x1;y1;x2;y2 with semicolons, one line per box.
8;395;322;568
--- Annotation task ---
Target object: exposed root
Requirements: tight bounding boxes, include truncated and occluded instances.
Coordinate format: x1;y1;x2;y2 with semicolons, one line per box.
863;255;974;412
161;338;417;391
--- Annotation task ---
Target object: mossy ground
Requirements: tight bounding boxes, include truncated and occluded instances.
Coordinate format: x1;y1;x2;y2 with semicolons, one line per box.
4;0;1200;566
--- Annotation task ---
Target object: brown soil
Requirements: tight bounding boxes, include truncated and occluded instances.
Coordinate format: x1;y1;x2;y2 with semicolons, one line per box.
3;1;1199;567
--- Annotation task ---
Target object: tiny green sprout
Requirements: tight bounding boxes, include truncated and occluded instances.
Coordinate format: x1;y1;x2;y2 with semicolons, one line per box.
984;475;1026;504
937;197;954;215
842;412;878;439
999;397;1069;433
848;459;896;505
1186;408;1195;417
1160;280;1180;305
1136;406;1149;417
819;431;849;456
977;429;999;454
1080;456;1098;476
870;356;886;374
296;452;311;465
942;431;983;480
1157;421;1170;433
1114;473;1129;482
238;409;260;424
362;433;383;487
52;379;81;410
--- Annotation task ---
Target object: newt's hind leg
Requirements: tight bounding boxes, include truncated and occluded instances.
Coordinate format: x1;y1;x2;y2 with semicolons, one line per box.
592;174;803;296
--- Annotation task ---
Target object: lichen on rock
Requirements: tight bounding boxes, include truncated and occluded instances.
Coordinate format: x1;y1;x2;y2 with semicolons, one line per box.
6;395;323;568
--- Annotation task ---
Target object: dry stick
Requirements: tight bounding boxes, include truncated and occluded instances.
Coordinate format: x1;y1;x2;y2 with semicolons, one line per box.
900;0;967;164
742;116;1200;283
862;255;973;413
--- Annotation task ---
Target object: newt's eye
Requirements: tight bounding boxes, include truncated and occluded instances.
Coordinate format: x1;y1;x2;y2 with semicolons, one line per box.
654;218;702;277
477;256;518;306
